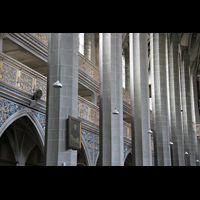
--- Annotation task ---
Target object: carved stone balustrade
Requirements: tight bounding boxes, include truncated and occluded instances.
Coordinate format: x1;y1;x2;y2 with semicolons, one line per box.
0;53;47;102
0;51;133;140
26;33;132;106
78;53;100;83
123;121;131;139
78;95;99;125
123;88;131;105
31;33;49;46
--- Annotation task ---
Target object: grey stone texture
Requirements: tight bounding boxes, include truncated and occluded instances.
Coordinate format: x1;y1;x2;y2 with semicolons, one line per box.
124;46;130;93
181;49;197;165
150;33;171;166
84;33;99;66
84;33;92;61
45;33;79;166
129;33;152;166
99;33;124;166
168;33;185;165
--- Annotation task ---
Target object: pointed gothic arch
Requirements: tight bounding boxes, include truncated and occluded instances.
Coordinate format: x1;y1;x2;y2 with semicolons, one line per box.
0;109;45;166
0;108;45;149
80;135;93;166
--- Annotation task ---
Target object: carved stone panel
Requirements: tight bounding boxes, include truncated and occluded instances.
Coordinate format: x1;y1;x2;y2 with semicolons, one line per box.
1;62;17;87
19;71;33;93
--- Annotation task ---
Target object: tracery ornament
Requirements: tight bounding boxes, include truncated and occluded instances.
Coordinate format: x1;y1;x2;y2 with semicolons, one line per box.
1;62;17;87
19;71;33;93
31;33;48;46
0;97;46;131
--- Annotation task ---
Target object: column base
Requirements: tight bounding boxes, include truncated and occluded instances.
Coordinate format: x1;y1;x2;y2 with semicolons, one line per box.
58;149;77;166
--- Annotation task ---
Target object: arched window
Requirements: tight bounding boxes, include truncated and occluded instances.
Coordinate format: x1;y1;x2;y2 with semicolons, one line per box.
122;52;126;88
79;33;84;55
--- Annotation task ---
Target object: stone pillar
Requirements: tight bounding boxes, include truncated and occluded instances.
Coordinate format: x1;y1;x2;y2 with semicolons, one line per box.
90;33;96;65
150;33;171;166
84;33;92;61
168;33;185;166
191;62;200;125
129;33;152;166
124;46;130;93
84;33;98;65
190;62;200;163
16;155;26;166
181;49;197;166
99;33;124;166
45;33;79;166
0;36;3;52
94;33;99;67
91;91;98;105
197;136;200;165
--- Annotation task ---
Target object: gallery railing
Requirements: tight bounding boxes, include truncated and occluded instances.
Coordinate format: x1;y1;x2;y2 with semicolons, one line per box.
78;95;99;125
0;52;47;102
31;33;48;46
123;121;131;139
8;33;131;105
0;52;132;139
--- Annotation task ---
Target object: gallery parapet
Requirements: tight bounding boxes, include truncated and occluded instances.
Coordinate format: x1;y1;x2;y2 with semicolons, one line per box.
0;52;47;102
30;33;48;47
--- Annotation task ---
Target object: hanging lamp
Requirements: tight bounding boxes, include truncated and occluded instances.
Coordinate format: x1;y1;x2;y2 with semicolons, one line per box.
53;33;62;88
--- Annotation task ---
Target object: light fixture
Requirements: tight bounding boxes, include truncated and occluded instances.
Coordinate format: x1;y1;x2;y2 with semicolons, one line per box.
53;33;62;88
169;141;173;145
32;89;43;100
196;160;200;163
185;152;189;155
53;80;62;88
113;108;119;115
148;129;153;134
30;89;43;107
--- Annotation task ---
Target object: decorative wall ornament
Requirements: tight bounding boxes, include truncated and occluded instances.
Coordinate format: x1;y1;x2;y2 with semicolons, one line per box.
30;33;48;46
123;121;131;139
124;146;132;160
0;97;46;133
0;43;151;165
123;88;131;105
79;53;100;83
78;96;99;125
81;129;99;166
0;53;47;103
19;71;33;93
0;97;24;127
1;62;17;87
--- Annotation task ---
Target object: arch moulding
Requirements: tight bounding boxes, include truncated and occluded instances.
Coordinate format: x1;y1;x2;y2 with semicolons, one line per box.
0;108;45;148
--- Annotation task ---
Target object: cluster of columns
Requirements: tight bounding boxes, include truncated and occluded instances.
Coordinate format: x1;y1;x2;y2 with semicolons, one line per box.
45;33;199;166
81;33;99;66
151;33;199;166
